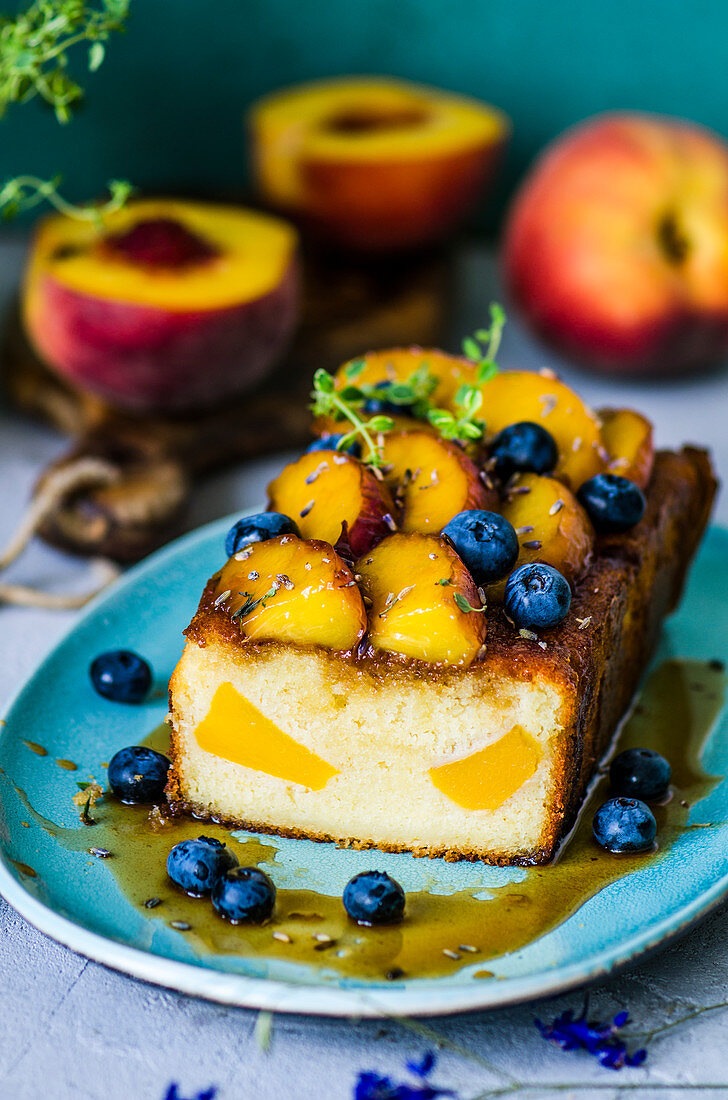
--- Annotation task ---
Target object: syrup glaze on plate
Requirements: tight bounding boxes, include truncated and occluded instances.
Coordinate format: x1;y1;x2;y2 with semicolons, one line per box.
8;659;725;983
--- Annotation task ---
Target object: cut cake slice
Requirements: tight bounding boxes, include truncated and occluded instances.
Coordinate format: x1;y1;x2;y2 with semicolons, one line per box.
167;447;715;865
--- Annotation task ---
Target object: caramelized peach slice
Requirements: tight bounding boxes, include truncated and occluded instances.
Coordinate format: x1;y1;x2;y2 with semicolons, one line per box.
214;535;366;650
481;371;605;488
490;473;594;598
267;450;395;557
600;408;655;489
381;430;496;533
356;533;486;666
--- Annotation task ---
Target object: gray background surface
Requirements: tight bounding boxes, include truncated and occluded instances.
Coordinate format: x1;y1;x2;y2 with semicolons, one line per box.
2;237;728;1099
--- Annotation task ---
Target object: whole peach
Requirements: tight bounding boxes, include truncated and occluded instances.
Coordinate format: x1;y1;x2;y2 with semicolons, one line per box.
503;113;728;376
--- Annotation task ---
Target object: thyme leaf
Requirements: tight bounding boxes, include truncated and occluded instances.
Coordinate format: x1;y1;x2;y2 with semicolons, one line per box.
454;592;485;614
0;0;130;123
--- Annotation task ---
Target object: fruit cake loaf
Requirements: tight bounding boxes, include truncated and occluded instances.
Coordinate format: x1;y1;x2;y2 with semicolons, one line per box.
167;342;716;865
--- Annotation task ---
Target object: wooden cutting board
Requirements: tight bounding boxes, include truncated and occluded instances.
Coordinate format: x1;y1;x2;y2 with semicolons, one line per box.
2;249;451;561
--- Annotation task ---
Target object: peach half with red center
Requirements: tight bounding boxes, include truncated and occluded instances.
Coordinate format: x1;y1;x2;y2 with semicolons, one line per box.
23;199;299;412
504;113;728;376
249;77;509;251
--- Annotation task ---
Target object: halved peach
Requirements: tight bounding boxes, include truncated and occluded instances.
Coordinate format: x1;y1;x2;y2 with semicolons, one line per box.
480;371;605;488
214;535;366;650
381;430;496;533
267;450;395;557
491;473;594;598
356;533;486;666
599;408;655;489
249;77;508;251
23;199;299;412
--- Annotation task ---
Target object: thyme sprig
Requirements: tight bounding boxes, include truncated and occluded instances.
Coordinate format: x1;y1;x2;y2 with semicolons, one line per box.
425;303;506;443
311;367;395;468
0;173;134;226
311;303;506;459
0;0;130;123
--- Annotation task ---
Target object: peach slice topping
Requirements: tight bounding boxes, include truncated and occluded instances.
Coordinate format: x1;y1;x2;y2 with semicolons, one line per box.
493;473;594;597
429;725;542;810
356;533;486;666
267;450;395;557
599;408;655;489
195;682;338;789
481;371;605;488
214;535;366;651
381;430;496;533
312;346;475;439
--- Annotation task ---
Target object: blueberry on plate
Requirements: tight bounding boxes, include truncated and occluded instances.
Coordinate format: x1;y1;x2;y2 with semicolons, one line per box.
167;836;238;896
442;510;519;586
503;562;571;631
576;473;646;534
593;796;657;853
363;380;412;417
212;866;276;923
89;649;152;704
224;512;299;557
107;745;170;804
343;870;406;926
306;434;362;458
489;421;558;480
610;747;671;801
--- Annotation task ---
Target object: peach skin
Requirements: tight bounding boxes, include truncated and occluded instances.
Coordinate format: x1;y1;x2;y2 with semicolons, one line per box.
249;77;509;251
23;199;300;412
504;113;728;376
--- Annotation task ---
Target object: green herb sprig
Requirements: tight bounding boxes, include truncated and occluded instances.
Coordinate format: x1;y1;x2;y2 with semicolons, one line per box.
311;303;506;459
0;0;130;123
311;367;396;468
424;303;506;444
0;173;134;226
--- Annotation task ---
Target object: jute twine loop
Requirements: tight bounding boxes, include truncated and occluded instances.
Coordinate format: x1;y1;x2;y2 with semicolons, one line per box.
0;458;121;609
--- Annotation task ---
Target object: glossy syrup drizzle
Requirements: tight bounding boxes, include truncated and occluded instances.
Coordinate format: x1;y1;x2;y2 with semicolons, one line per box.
12;659;727;982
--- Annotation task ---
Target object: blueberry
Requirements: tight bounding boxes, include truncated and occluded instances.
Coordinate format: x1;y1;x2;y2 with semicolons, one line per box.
89;649;152;704
306;434;362;458
363;381;412;417
489;421;558;480
592;796;657;853
107;745;170;803
167;836;238;896
504;562;571;631
610;748;671;801
442;510;519;585
212;866;276;923
224;512;299;558
343;870;405;926
576;473;646;534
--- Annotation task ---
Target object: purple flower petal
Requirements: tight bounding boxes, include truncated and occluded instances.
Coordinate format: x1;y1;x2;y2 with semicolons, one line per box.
535;1003;646;1072
407;1051;436;1078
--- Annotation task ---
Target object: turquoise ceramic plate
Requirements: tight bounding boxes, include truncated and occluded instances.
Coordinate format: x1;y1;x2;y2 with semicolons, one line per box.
1;518;727;1018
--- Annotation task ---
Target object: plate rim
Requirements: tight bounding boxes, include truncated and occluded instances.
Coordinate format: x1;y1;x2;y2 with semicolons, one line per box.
1;517;727;1018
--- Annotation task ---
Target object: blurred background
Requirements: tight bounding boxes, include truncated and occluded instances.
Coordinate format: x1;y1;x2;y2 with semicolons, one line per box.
2;0;728;578
4;0;728;228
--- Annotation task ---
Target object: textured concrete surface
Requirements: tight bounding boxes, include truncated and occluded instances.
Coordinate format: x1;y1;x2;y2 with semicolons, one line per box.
2;238;728;1099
